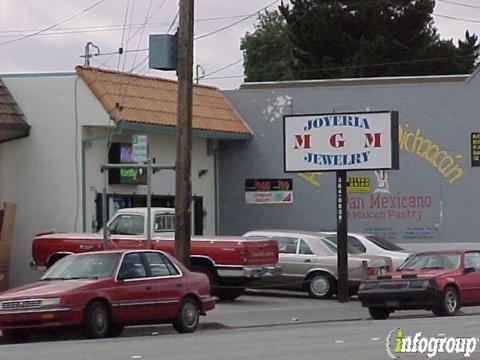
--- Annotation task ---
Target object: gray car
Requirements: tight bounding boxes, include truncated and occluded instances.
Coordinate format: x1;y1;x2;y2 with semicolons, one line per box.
243;230;393;299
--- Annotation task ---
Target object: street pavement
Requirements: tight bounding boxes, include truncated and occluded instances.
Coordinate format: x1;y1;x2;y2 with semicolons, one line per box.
2;303;480;359
3;292;480;359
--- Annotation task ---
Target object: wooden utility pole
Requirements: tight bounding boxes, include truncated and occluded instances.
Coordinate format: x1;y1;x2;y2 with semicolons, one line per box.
174;0;194;268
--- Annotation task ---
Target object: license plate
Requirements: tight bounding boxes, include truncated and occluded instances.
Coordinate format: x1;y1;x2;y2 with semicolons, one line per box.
386;300;400;307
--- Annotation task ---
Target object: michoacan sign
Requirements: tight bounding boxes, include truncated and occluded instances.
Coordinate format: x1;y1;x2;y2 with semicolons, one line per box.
283;111;399;172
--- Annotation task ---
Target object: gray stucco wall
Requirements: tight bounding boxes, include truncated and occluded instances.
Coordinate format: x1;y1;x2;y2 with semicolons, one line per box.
219;74;480;243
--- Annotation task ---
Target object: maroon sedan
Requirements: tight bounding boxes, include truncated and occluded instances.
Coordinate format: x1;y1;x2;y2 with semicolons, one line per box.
0;250;215;342
358;249;480;319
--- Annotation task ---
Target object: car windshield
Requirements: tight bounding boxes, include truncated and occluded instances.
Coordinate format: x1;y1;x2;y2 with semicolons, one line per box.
397;253;461;271
322;237;363;255
366;235;404;251
41;253;119;280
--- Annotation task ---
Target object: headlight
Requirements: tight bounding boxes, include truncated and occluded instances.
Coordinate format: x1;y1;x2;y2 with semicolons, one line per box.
42;297;61;306
359;281;378;290
409;280;431;289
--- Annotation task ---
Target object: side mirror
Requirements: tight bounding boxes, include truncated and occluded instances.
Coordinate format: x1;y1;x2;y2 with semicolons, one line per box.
464;267;476;274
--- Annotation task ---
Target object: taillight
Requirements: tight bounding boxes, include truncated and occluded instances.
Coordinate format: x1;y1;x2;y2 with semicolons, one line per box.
367;267;377;276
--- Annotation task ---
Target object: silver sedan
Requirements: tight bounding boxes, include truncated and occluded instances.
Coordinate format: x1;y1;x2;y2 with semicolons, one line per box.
243;230;392;299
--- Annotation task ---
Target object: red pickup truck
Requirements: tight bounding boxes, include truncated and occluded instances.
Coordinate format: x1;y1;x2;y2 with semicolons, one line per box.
31;208;280;301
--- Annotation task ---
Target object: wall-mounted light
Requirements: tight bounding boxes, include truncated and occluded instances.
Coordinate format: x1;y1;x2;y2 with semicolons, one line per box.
198;169;208;178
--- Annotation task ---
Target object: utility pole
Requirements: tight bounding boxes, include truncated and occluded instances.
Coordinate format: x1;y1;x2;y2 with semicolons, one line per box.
174;0;194;268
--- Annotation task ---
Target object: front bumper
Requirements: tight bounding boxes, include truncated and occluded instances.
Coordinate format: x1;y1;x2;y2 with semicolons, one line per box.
0;307;83;330
216;264;282;279
358;287;441;310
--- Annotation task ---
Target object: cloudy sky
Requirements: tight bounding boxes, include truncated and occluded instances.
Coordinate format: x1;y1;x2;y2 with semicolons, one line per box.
0;0;479;89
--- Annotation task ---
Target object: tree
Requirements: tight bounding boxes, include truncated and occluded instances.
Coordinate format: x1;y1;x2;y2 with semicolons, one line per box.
241;0;479;81
241;10;297;82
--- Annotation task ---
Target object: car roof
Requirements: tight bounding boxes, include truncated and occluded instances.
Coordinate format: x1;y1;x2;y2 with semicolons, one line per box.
245;229;325;238
414;249;478;255
116;207;174;215
72;249;166;256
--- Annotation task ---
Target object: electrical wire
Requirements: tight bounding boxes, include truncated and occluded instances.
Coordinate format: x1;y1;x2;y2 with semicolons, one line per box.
167;9;180;34
0;0;106;46
194;0;281;41
131;0;154;71
437;0;480;10
201;54;477;80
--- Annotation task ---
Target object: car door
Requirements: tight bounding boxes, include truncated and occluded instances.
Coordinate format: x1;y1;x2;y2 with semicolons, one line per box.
275;237;301;286
141;252;183;320
109;252;160;324
108;214;146;250
461;252;480;303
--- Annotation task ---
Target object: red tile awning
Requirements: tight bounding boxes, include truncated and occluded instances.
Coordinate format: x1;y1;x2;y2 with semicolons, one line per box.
0;78;30;143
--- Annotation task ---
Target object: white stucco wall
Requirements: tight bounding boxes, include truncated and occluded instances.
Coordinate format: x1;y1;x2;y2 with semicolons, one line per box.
0;73;216;286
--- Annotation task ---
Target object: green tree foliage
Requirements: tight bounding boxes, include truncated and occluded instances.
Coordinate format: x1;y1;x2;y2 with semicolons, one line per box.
241;0;479;81
241;10;297;82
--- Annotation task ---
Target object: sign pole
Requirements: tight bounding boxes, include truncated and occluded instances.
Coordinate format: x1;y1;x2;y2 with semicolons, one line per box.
146;158;152;249
336;170;349;303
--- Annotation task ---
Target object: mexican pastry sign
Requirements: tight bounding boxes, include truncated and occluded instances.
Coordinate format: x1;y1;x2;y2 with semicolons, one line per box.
284;111;399;172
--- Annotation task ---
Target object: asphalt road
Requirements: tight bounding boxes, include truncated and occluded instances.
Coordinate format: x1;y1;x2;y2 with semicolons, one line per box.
3;293;480;359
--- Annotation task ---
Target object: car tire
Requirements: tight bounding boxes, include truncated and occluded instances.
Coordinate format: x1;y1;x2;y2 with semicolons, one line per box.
2;329;31;343
368;307;390;320
84;301;111;339
215;288;245;301
306;272;335;299
432;286;460;317
173;298;199;334
108;324;124;337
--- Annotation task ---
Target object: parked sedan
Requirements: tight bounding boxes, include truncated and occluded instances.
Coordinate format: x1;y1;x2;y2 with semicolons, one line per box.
358;249;480;320
0;250;214;342
243;230;392;299
320;232;410;269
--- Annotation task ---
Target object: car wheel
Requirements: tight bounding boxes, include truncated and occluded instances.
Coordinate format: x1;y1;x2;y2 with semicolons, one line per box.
215;288;245;301
368;307;390;320
108;324;124;337
2;329;31;343
432;286;460;316
84;301;110;339
306;273;335;299
173;298;199;334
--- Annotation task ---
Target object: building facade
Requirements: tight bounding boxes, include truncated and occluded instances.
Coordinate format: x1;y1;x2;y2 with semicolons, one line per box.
0;67;250;286
219;72;480;243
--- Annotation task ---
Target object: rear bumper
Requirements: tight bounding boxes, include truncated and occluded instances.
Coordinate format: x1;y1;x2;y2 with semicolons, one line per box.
199;296;215;314
358;288;441;309
216;264;282;279
0;307;83;330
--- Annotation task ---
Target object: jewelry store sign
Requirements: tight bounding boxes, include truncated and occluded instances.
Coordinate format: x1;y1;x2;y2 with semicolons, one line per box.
284;111;399;172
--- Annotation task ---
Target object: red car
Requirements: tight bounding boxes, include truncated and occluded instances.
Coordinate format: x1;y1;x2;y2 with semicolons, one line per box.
0;250;215;342
358;249;480;319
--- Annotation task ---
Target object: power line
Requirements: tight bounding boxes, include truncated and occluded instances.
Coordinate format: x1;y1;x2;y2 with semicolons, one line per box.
0;15;252;36
201;58;243;79
202;54;477;80
437;0;480;10
194;0;281;41
0;0;106;46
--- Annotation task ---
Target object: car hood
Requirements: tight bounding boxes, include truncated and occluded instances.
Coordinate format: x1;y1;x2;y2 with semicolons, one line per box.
0;279;100;300
384;268;461;279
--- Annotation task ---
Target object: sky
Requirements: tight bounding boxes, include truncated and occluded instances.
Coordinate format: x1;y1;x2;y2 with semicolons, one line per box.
0;0;479;90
